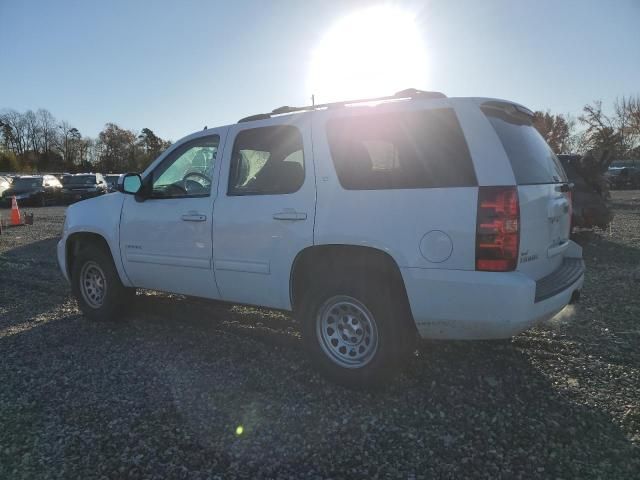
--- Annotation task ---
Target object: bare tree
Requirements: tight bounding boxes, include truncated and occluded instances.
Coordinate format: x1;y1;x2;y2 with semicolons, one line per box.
37;109;57;156
580;96;640;160
0;109;28;156
24;110;43;154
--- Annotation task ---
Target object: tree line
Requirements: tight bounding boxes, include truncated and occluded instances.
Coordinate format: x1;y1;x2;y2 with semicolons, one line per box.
2;96;639;174
0;108;171;174
532;96;640;169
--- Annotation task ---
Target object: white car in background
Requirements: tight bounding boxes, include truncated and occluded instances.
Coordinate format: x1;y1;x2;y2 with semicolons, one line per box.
57;89;585;386
0;175;12;198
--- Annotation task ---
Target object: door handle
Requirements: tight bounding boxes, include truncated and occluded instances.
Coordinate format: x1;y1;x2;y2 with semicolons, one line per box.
181;213;207;222
272;211;307;221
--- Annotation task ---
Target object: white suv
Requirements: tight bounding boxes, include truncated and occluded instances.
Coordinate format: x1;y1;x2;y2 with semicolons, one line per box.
58;90;584;385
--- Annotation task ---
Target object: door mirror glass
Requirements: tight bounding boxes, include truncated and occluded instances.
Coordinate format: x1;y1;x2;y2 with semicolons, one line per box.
120;174;142;194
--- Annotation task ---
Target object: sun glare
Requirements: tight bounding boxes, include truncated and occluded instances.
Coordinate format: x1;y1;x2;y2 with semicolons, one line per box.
309;6;428;103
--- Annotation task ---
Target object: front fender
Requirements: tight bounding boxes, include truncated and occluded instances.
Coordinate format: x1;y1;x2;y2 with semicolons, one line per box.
62;193;132;286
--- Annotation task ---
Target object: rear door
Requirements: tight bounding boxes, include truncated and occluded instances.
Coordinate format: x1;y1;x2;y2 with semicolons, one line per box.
481;102;571;280
212;116;315;310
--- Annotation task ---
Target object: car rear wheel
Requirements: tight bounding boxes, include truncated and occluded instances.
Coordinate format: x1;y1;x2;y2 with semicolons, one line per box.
299;275;412;387
71;243;135;321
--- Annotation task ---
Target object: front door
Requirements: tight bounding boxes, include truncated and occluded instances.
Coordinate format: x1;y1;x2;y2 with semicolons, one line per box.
212;117;315;309
119;130;227;298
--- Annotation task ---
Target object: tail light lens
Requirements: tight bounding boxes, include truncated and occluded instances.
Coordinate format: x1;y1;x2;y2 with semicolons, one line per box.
475;186;520;272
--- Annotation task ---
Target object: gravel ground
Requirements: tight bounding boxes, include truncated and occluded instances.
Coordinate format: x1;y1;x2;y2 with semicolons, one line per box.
0;193;639;479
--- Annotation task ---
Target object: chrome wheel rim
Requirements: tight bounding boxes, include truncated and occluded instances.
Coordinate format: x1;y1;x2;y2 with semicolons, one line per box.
79;261;107;308
316;295;379;369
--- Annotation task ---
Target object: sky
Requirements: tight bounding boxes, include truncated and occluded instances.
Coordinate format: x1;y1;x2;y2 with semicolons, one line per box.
1;0;639;142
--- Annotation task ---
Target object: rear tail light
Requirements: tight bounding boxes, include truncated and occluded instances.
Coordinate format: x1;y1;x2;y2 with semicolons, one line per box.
475;186;520;272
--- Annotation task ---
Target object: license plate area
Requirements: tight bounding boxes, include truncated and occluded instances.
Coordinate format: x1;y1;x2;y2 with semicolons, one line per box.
548;196;570;248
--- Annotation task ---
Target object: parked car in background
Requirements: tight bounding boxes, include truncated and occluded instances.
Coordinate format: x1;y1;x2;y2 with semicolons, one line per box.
58;90;584;385
558;154;613;231
0;175;12;198
607;166;640;190
1;175;62;207
60;173;109;204
104;174;122;192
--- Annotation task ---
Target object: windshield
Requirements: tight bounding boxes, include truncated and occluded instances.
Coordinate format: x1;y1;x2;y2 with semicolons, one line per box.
12;178;42;189
62;175;97;186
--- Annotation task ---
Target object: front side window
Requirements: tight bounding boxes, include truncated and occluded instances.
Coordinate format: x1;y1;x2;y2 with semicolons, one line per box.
326;108;476;190
151;135;219;198
228;125;305;195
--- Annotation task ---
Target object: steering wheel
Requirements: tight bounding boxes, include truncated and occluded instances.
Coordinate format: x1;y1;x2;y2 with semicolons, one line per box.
182;171;212;193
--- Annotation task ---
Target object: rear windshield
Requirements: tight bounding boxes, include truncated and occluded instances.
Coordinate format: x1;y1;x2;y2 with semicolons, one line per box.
13;178;42;188
326;108;477;190
482;104;567;184
62;175;96;185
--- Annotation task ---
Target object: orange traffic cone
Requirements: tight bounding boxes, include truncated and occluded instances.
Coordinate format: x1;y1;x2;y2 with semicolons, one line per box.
10;196;22;226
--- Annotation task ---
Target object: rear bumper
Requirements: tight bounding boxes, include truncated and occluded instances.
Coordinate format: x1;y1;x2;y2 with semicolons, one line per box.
401;250;584;340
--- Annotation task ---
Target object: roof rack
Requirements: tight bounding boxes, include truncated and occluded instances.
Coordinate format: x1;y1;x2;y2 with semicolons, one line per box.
237;88;446;123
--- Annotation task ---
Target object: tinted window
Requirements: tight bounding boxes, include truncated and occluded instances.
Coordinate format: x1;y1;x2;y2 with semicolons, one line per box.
62;175;96;185
482;104;567;184
326;108;476;190
228;126;305;195
13;178;43;188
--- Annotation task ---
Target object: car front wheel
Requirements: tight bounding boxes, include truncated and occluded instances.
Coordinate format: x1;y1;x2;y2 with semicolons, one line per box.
71;243;135;321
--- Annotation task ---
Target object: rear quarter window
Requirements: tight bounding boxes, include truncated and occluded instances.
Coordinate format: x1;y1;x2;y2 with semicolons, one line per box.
326;108;477;190
482;103;567;185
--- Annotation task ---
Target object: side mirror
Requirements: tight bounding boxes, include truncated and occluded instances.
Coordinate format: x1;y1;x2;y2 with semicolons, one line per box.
119;173;142;194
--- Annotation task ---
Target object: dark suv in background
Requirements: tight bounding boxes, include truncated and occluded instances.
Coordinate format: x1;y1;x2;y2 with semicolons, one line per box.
104;174;122;192
1;175;62;207
61;173;109;204
558;154;613;231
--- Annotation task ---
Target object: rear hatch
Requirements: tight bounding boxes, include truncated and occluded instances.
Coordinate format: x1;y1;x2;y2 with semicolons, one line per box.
482;102;571;280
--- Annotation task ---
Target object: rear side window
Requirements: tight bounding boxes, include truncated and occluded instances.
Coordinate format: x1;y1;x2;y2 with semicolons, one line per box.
482;104;567;184
326;108;476;190
228;125;305;195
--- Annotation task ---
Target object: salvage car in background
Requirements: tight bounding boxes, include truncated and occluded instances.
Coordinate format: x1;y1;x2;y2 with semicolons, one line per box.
104;174;122;192
558;154;613;231
60;173;109;204
1;174;62;207
607;166;640;190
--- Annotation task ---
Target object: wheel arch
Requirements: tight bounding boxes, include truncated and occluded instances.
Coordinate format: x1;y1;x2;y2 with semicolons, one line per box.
65;231;130;286
289;244;416;334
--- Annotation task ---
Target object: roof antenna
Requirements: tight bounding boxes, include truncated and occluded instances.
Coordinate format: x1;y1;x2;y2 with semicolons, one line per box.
311;94;315;107
203;125;207;130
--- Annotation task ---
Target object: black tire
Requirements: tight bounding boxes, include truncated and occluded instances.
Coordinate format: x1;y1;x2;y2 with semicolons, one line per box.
71;243;135;321
39;194;46;207
299;274;412;388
